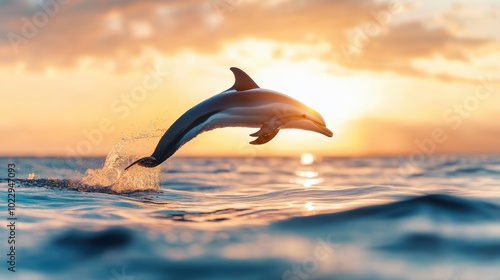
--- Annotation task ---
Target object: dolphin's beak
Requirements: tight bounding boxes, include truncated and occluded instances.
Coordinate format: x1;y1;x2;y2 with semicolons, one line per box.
282;119;333;137
312;121;333;137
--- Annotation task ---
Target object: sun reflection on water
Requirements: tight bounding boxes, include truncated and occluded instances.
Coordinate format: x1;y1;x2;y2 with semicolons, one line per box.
304;201;314;211
300;153;315;165
292;153;324;188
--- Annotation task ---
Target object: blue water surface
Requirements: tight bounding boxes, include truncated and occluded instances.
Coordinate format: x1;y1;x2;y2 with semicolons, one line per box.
0;154;499;280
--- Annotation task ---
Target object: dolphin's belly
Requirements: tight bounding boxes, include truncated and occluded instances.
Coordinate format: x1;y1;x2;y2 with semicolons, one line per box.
205;112;267;129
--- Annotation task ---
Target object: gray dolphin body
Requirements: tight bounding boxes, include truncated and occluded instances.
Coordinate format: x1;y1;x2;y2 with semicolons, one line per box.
125;67;333;170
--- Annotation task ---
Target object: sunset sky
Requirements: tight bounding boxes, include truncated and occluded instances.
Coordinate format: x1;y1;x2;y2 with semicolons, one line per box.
1;0;499;157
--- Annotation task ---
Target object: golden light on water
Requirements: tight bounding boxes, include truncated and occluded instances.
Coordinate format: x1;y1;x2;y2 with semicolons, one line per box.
294;153;324;188
300;153;316;165
304;202;315;211
295;170;319;178
303;178;324;188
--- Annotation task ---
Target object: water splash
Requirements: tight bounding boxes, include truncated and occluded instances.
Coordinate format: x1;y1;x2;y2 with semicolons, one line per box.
82;138;160;193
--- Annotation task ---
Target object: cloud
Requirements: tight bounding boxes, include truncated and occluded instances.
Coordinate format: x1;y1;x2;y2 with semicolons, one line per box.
0;0;498;82
0;0;386;69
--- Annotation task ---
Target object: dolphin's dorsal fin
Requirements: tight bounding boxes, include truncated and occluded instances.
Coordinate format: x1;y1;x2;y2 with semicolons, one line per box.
228;67;260;91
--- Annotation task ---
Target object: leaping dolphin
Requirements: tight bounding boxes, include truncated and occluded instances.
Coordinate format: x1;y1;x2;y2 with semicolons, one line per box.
124;67;333;170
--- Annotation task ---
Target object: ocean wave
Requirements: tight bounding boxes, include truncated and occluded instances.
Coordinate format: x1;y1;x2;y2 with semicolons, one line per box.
274;194;500;230
446;166;500;177
2;178;155;194
376;232;500;261
53;227;133;258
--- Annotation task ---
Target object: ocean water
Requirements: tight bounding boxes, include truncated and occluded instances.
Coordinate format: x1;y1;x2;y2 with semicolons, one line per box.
1;153;500;280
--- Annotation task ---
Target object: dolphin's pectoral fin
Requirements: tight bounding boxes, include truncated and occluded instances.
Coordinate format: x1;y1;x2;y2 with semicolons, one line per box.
249;129;279;145
249;131;260;137
249;126;273;137
249;120;283;144
250;119;283;138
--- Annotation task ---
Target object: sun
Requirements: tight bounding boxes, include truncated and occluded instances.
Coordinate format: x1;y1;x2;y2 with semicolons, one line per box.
255;65;379;125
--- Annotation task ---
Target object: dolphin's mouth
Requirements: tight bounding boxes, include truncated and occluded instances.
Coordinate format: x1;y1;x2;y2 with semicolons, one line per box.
310;120;333;137
281;118;333;137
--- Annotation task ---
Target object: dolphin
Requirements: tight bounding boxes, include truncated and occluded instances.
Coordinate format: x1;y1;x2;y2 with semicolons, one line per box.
124;67;333;170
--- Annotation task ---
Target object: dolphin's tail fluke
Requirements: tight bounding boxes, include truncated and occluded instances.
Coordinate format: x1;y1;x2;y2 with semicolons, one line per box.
124;156;158;171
